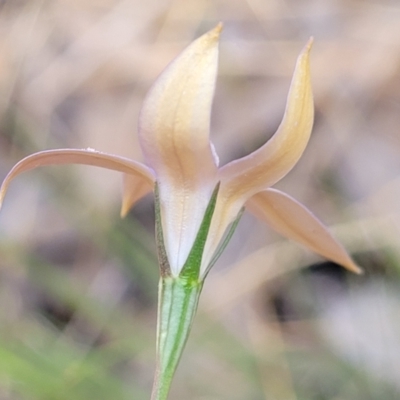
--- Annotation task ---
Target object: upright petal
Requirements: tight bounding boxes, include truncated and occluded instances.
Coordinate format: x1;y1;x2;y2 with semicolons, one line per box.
138;25;222;274
0;149;155;208
201;39;314;273
219;38;314;201
247;189;362;274
138;24;221;180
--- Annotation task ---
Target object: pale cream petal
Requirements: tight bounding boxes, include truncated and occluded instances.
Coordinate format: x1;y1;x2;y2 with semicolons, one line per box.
246;189;362;274
138;25;222;273
139;24;220;183
120;173;153;217
219;38;314;202
0;149;155;208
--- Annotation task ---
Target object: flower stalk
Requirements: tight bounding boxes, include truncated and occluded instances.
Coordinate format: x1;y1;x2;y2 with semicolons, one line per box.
151;277;203;400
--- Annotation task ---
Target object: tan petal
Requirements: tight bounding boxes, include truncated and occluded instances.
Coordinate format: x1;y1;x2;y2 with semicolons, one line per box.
138;25;222;273
247;189;362;274
120;173;153;217
0;149;155;208
219;38;314;202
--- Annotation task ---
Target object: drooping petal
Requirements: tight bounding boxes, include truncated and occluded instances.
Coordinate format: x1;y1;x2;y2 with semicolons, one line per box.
219;38;314;202
138;25;222;274
120;173;154;217
246;188;362;274
0;149;155;208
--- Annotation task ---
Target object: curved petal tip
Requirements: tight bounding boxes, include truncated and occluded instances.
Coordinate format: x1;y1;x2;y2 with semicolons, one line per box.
211;22;223;38
349;262;364;275
120;173;154;218
305;37;314;51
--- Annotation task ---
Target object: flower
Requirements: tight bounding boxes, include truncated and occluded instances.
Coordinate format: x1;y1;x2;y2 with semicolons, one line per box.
0;23;361;279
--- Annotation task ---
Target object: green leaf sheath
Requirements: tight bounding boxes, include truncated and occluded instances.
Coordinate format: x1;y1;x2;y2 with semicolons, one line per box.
151;277;203;400
179;182;220;280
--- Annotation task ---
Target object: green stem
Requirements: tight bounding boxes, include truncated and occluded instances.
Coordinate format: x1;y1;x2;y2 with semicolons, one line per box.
151;276;203;400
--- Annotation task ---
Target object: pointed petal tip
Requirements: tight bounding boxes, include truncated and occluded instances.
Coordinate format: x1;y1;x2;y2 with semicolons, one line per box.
0;187;6;209
120;194;137;218
205;22;223;43
298;37;313;62
346;261;364;275
214;22;223;35
120;204;129;219
305;37;314;51
120;187;132;218
120;173;154;219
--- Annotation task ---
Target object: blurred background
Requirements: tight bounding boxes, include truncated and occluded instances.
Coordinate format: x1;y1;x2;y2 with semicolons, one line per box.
1;0;400;399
